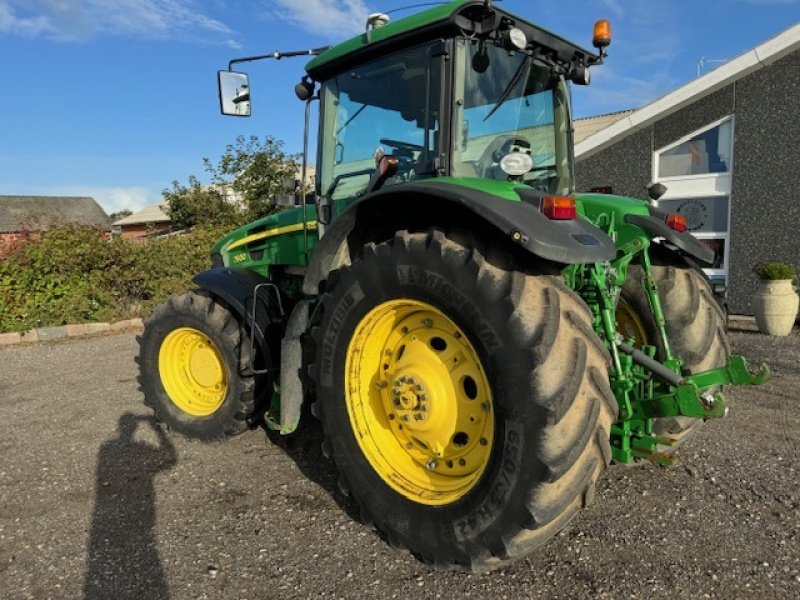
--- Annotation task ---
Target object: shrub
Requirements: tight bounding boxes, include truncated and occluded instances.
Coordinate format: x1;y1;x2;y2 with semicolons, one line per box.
0;224;225;333
753;261;796;281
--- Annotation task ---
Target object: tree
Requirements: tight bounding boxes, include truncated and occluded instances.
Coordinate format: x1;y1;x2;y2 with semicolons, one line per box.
203;135;300;221
163;176;239;230
109;209;133;223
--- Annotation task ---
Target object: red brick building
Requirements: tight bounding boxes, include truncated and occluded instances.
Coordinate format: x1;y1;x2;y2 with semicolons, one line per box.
0;195;110;257
111;204;172;239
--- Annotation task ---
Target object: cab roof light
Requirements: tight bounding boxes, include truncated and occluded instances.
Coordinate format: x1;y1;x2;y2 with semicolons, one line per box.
542;196;577;220
665;213;687;232
593;19;611;50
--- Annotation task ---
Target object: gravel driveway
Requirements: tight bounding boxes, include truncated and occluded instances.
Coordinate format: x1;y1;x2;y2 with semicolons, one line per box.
1;328;798;599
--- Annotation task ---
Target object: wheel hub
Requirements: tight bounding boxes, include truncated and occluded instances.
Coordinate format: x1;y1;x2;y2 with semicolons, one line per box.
345;300;494;506
158;327;227;416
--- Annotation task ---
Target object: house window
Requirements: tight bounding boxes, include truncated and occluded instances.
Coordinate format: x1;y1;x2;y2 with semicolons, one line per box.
654;116;734;285
657;118;732;178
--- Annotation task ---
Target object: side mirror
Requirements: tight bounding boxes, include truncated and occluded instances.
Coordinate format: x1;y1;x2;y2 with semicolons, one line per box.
647;182;668;201
218;70;251;117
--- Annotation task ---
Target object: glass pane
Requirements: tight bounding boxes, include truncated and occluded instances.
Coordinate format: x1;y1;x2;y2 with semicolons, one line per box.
452;40;562;191
658;120;732;177
658;196;729;233
319;45;440;201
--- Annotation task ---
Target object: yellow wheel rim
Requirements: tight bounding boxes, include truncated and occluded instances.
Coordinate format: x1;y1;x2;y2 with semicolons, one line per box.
345;300;494;506
158;327;227;416
616;298;650;347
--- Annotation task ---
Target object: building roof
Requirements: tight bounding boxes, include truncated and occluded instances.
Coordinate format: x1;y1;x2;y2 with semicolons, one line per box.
113;204;171;226
0;195;109;233
575;22;800;160
573;110;635;144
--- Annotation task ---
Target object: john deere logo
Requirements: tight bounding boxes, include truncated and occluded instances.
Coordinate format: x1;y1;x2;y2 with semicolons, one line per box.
677;199;709;232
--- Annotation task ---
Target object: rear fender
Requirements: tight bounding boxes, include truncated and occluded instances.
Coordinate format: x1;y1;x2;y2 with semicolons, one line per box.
626;213;715;266
304;181;616;294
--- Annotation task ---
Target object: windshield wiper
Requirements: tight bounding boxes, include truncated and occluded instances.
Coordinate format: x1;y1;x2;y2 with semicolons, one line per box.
336;103;368;136
483;54;533;122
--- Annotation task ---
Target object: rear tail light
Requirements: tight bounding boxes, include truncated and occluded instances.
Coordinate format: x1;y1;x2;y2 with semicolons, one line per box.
665;213;687;232
541;196;577;220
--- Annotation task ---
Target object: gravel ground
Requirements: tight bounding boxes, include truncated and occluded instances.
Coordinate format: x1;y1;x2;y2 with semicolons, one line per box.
0;327;798;599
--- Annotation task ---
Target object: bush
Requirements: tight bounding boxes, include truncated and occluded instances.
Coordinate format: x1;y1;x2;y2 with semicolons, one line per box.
753;261;796;281
0;224;227;333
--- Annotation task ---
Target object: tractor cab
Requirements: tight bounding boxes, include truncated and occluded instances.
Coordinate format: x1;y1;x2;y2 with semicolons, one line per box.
306;0;606;221
218;0;608;226
316;36;573;206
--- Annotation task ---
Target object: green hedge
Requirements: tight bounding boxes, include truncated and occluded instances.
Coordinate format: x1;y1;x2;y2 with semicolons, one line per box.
0;225;227;334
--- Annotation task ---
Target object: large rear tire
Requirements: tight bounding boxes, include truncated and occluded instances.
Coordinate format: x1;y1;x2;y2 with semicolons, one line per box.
137;291;255;442
619;258;730;452
308;230;617;571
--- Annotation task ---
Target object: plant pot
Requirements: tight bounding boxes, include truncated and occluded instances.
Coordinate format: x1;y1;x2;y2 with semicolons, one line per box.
753;279;799;336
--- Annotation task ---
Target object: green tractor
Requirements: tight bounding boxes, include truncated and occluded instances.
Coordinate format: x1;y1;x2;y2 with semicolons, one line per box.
138;0;769;571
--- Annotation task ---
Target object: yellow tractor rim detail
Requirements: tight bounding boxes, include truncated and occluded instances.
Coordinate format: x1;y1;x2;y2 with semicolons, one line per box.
616;298;650;347
158;327;227;416
345;300;494;506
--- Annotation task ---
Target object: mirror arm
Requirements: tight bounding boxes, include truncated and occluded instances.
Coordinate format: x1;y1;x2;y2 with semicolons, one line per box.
227;47;331;71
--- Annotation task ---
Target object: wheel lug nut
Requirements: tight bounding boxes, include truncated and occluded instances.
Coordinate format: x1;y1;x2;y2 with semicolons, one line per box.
421;319;433;328
414;413;425;421
401;415;410;422
393;399;401;407
481;402;489;412
375;380;388;389
425;459;438;470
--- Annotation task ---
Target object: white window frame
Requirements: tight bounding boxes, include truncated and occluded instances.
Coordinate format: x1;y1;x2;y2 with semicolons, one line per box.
653;115;735;282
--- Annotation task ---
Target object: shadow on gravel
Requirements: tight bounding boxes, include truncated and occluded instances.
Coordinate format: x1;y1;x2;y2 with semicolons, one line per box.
84;414;177;600
264;419;362;523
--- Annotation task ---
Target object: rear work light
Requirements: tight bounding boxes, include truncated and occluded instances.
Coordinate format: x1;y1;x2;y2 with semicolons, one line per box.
665;213;687;232
541;196;577;220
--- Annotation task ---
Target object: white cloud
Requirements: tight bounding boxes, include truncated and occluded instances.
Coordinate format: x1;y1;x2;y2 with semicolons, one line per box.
271;0;373;39
0;0;239;46
41;185;160;214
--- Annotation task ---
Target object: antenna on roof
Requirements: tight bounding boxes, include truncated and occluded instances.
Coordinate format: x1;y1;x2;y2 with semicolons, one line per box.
696;56;729;77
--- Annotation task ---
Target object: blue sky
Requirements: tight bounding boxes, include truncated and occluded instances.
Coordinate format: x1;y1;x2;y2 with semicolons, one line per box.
1;0;798;214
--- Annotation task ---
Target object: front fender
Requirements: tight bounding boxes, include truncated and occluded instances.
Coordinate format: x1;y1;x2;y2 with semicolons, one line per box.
192;267;281;369
303;181;616;294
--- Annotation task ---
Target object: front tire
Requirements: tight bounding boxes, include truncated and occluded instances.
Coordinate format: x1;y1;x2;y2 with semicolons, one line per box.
137;291;255;441
308;230;617;570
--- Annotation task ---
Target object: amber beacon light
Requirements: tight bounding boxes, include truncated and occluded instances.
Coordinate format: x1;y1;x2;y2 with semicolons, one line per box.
593;19;612;50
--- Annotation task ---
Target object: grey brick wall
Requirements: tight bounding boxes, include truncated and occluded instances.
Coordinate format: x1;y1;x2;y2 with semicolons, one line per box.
576;128;652;199
728;51;800;314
